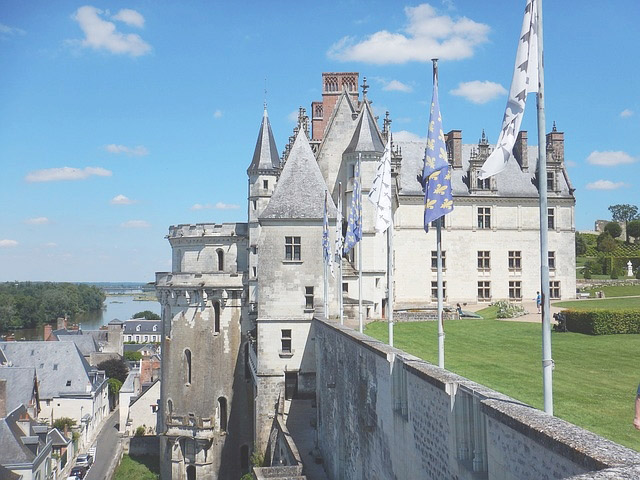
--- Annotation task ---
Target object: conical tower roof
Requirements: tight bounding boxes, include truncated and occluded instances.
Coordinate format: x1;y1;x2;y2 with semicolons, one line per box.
248;107;280;173
260;130;336;220
344;101;384;155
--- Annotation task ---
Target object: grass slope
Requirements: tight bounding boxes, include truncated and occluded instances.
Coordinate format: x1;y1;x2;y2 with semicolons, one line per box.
113;455;159;480
582;285;640;298
365;318;640;452
553;296;640;311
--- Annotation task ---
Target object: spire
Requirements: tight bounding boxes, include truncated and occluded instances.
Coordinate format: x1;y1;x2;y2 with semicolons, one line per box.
261;130;336;220
248;107;280;173
344;101;384;155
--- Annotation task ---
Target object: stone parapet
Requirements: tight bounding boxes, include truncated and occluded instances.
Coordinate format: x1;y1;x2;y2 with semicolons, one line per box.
167;223;247;239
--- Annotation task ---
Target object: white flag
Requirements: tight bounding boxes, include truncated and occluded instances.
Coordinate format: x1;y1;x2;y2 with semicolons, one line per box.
368;136;392;232
334;183;343;272
479;0;539;180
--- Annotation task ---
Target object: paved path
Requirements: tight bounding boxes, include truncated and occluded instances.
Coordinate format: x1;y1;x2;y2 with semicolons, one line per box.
85;409;119;480
285;399;329;480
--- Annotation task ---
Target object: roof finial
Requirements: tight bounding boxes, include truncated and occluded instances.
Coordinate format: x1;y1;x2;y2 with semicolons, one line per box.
360;76;369;98
552;120;557;132
383;111;392;135
480;129;488;144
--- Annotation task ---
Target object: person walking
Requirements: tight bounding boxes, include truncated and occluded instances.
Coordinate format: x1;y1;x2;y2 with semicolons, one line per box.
535;291;542;314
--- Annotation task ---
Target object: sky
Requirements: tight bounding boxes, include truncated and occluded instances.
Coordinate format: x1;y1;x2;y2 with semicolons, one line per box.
1;0;638;282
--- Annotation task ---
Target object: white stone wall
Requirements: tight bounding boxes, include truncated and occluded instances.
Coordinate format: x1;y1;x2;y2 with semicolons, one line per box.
127;380;160;435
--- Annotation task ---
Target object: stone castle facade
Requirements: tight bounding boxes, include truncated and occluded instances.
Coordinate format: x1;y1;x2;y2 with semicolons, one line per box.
155;72;576;478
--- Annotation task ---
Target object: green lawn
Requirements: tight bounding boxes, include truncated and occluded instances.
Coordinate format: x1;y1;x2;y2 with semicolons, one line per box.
581;284;640;298
113;455;159;480
365;318;640;452
553;296;640;311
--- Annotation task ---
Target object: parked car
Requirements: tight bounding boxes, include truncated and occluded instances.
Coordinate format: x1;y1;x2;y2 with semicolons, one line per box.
70;466;87;479
76;453;93;467
67;476;80;480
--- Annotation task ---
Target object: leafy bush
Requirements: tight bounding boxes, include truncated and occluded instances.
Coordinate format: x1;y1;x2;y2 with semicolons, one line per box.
610;268;619;279
52;417;76;431
604;221;622;239
583;268;592;279
108;378;123;395
133;310;160;320
493;300;527;318
563;310;640;335
124;351;143;362
135;426;146;436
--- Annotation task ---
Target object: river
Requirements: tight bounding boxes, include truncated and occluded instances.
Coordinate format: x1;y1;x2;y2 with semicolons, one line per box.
7;295;161;341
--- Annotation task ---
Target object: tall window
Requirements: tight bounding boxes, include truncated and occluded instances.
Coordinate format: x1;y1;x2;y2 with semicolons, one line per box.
281;329;292;354
477;207;491;229
548;251;556;270
305;287;314;310
477;177;490;190
508;281;522;300
218;397;227;432
263;179;268;189
184;349;192;384
549;281;561;299
508;251;522;270
285;236;301;261
548;208;555;229
217;249;224;271
214;302;220;334
431;281;447;301
431;250;446;270
477;251;490;270
477;281;490;301
547;172;554;191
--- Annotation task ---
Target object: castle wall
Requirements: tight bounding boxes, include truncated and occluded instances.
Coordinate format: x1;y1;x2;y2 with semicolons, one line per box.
313;318;640;480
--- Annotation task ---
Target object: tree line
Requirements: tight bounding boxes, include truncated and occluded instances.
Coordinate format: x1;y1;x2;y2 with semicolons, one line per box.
0;282;106;331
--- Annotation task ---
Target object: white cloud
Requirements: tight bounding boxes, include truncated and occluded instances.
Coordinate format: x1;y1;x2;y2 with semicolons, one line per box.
111;9;145;28
620;109;633;118
104;144;149;156
0;23;26;36
378;79;413;92
110;194;136;205
393;130;426;143
327;4;489;64
0;239;18;248
25;166;112;183
121;220;151;228
450;80;506;104
586;180;627;191
213;110;223;119
191;202;240;211
44;242;58;248
586;151;637;167
72;6;151;57
25;217;50;225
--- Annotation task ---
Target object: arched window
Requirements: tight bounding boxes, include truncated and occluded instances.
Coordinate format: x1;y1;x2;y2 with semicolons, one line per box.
167;399;173;415
214;302;220;334
184;349;192;384
218;397;227;432
217;249;224;271
186;465;196;480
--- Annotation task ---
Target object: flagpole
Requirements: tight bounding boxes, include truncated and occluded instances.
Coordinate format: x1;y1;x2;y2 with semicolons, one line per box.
358;152;364;334
388;217;394;347
338;182;344;325
536;0;553;415
324;191;329;320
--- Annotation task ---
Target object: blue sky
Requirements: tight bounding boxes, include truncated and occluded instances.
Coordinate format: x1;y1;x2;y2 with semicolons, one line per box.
1;0;638;282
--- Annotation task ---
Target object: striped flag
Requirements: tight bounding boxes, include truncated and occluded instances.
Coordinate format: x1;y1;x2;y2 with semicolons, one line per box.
479;0;539;179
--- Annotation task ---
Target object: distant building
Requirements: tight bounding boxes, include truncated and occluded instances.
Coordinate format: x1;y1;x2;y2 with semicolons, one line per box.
123;319;161;343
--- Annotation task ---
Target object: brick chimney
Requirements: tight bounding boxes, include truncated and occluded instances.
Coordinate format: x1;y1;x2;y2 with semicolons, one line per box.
44;324;53;341
514;131;528;171
445;130;462;169
311;72;359;141
56;316;67;331
0;380;6;418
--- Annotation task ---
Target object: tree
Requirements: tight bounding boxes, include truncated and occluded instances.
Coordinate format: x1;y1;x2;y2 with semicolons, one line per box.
608;204;639;243
575;232;587;256
97;358;129;383
596;232;617;253
52;417;76;431
133;310;160;320
107;378;123;395
124;351;142;362
604;221;622;239
627;220;640;243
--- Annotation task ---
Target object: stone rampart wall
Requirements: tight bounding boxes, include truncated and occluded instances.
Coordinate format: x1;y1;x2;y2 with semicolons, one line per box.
313;318;640;480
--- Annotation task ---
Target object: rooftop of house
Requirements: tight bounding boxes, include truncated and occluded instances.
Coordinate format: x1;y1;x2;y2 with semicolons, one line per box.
0;405;50;465
123;319;161;334
0;367;37;415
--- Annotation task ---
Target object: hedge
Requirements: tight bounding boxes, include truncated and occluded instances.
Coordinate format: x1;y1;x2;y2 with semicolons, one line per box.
563;309;640;335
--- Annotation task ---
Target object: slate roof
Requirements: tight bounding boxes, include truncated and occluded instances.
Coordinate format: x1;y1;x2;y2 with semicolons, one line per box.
0;465;21;480
396;140;573;198
248;107;280;172
53;331;98;356
0;367;37;415
0;405;47;465
0;341;94;399
123;319;161;334
260;131;337;220
344;102;384;155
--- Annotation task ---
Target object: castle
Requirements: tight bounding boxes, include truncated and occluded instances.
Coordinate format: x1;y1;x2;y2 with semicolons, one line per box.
155;72;581;478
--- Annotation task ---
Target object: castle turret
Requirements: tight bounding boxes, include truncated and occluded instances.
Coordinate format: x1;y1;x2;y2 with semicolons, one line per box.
247;106;280;312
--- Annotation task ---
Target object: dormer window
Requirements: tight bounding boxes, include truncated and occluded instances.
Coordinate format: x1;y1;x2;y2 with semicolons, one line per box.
136;325;141;332
153;325;157;332
477;177;490;190
547;171;555;191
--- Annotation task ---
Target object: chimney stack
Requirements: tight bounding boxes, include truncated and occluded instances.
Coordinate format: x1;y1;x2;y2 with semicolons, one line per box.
44;324;53;341
514;131;528;171
446;130;462;169
546;122;564;164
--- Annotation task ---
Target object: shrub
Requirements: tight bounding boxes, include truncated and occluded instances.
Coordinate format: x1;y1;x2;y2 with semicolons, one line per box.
135;426;146;436
493;300;527;318
124;351;142;362
604;222;622;239
583;268;592;279
563;310;640;335
610;268;619;279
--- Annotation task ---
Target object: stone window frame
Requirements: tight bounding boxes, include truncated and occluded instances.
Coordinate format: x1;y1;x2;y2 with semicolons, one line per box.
477;250;490;271
548;207;555;230
431;250;446;271
548;251;556;271
430;281;447;302
477;207;491;229
213;301;221;335
285;236;301;261
304;286;314;311
216;249;224;272
508;281;522;300
280;329;293;358
549;281;561;299
184;348;192;385
508;251;522;271
477;281;491;301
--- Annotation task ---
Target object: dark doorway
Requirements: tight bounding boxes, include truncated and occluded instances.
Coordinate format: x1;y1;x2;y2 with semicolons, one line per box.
186;465;196;480
218;397;227;432
382;299;387;319
240;445;249;472
285;371;298;400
